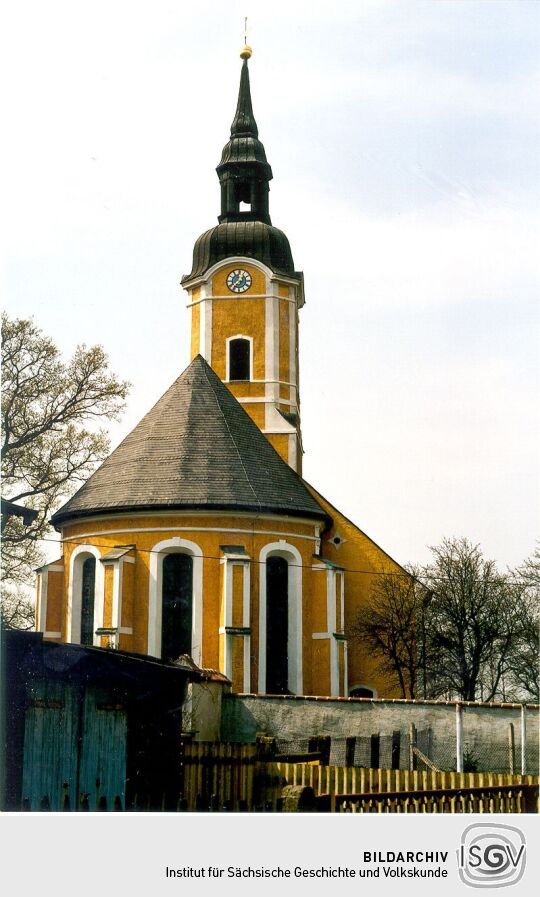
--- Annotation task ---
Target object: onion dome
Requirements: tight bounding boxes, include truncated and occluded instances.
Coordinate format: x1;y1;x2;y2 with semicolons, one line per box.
186;221;295;280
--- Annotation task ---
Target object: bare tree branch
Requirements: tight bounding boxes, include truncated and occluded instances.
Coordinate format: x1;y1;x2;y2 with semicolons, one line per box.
1;313;130;597
1;585;36;631
348;566;421;699
422;538;534;701
348;539;538;702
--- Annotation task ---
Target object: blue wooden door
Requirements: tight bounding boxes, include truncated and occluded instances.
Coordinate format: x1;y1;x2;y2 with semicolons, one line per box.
21;681;79;810
78;688;127;810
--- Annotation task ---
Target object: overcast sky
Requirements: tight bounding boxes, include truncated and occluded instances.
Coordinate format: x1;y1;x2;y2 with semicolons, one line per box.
2;0;539;569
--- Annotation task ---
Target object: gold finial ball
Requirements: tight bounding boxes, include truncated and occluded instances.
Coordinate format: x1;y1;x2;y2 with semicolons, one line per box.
240;44;252;60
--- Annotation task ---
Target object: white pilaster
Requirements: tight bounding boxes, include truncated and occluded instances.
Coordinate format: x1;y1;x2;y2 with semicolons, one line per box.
111;560;123;647
242;561;251;693
199;285;212;366
264;284;280;428
327;569;339;697
289;295;297;404
222;559;234;680
37;570;48;633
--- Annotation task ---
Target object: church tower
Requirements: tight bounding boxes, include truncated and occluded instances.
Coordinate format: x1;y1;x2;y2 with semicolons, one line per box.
42;42;407;704
181;46;304;474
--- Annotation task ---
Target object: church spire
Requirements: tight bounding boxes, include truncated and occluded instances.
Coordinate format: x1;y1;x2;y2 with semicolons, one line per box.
230;54;258;138
217;46;273;225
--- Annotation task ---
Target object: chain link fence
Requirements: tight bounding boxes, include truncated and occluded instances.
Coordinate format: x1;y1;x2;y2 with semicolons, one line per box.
267;721;539;774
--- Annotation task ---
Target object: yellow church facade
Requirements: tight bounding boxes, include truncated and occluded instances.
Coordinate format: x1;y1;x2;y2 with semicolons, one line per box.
36;48;406;701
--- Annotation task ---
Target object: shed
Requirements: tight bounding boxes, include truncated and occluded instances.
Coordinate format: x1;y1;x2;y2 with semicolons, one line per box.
1;629;201;810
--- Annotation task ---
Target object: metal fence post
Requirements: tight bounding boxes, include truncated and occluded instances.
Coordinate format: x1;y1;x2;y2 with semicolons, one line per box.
521;705;527;775
456;703;463;773
508;723;515;775
408;723;416;771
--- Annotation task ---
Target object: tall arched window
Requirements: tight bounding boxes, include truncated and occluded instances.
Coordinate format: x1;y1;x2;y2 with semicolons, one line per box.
80;557;96;647
161;553;193;662
258;542;303;695
228;338;251;381
266;556;289;694
68;545;103;646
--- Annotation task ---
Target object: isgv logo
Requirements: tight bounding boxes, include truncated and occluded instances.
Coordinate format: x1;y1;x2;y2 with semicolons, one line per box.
458;823;526;888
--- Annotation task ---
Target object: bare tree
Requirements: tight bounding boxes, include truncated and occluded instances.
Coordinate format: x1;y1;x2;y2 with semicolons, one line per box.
422;538;527;702
504;545;540;701
1;314;129;600
349;567;421;699
515;543;540;590
350;539;537;703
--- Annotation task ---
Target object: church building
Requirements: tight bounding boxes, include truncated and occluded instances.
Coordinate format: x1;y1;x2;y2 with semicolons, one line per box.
37;46;405;699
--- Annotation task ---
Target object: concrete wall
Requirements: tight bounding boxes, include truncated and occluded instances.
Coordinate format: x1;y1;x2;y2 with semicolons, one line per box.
183;682;224;741
221;694;539;773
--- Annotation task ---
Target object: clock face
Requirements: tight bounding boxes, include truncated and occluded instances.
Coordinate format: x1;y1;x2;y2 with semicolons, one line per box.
226;268;252;293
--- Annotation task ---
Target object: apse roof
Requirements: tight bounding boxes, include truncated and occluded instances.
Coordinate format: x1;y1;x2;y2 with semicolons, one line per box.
51;355;327;527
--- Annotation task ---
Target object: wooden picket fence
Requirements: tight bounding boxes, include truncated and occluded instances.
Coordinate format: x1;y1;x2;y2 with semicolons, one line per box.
261;761;539;814
334;784;538;814
176;743;539;813
180;742;260;811
21;742;540;812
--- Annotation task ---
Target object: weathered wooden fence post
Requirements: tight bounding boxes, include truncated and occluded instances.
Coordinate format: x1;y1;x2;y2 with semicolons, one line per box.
408;723;416;771
391;731;401;769
370;733;380;768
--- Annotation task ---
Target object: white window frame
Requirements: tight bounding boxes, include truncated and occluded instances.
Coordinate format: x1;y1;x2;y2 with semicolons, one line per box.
67;545;104;646
258;541;303;695
225;334;254;382
147;537;203;665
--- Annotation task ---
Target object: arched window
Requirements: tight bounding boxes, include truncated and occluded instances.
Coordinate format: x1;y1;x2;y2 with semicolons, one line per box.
68;546;103;646
350;686;375;699
258;542;303;695
80;557;96;646
228;338;251;381
161;553;193;662
266;556;289;694
148;538;203;664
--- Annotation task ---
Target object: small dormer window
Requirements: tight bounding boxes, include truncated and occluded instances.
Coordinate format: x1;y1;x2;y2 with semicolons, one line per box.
229;338;251;381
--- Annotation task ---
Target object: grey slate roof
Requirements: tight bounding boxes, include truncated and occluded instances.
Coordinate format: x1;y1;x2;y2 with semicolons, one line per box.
51;355;328;527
